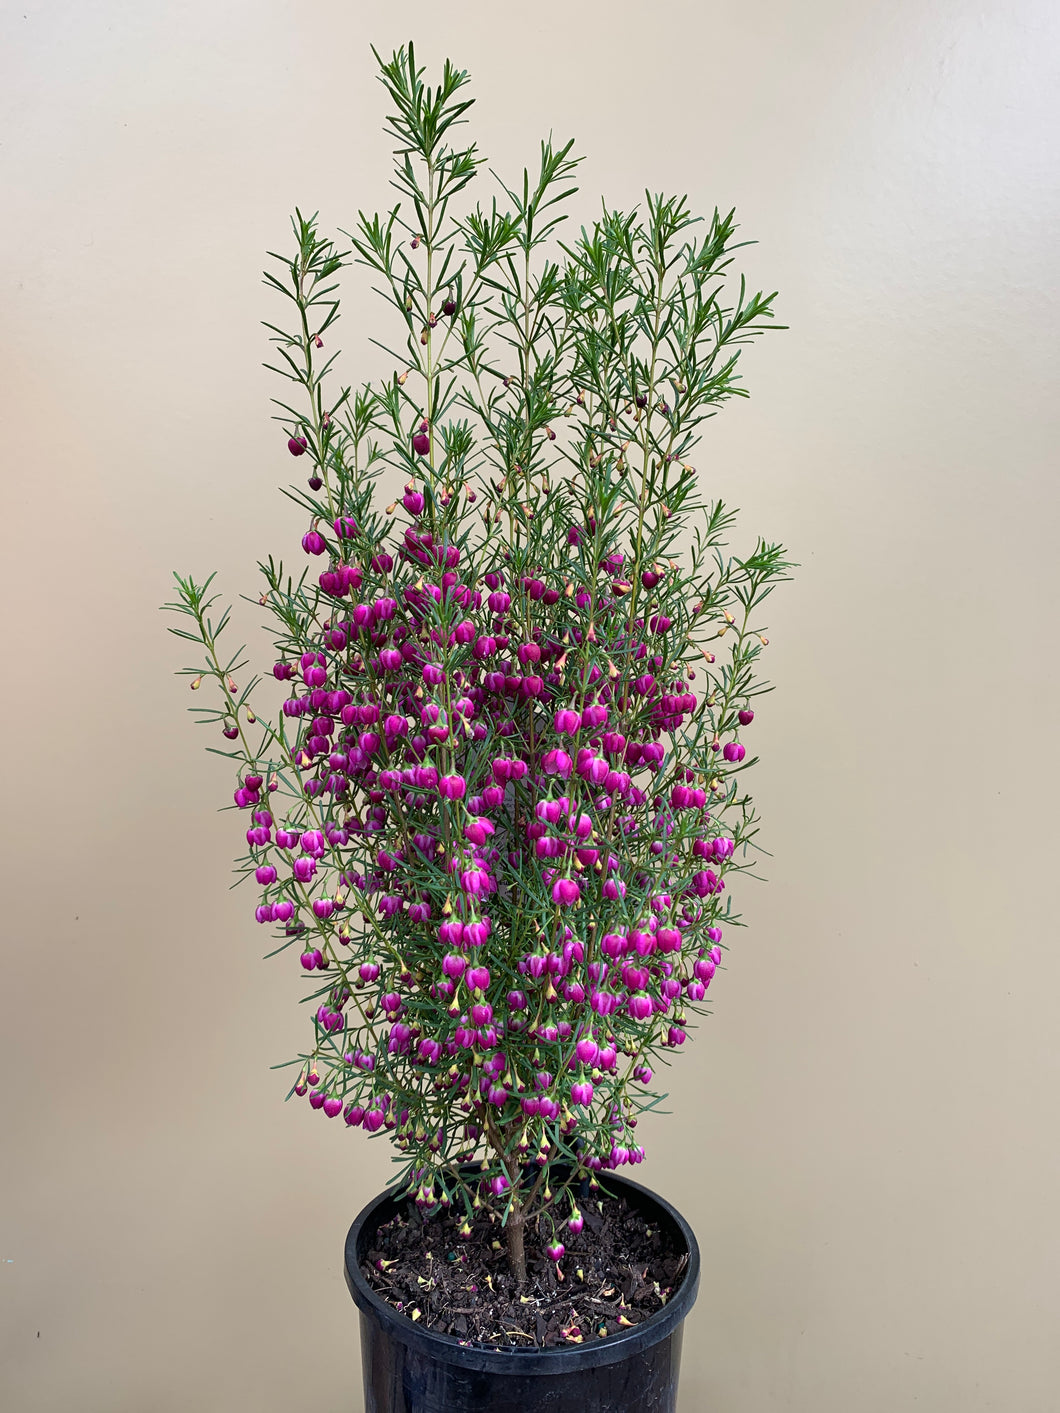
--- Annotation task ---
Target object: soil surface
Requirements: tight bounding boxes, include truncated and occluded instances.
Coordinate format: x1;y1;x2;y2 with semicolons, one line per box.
361;1181;688;1349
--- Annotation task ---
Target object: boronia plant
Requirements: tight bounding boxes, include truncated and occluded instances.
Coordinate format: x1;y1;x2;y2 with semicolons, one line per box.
165;44;790;1290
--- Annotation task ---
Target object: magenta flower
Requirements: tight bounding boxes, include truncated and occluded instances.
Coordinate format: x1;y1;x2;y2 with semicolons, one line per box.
301;530;326;555
627;993;653;1021
412;421;430;456
723;741;746;763
543;749;573;779
439;774;467;800
551;877;580;906
287;435;308;456
460;867;490;895
571;1081;594;1107
438;920;464;947
464;919;490;946
691;869;722;897
554;708;581;736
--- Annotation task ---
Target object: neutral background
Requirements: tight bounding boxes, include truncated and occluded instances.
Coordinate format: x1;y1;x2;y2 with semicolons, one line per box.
2;1;1058;1409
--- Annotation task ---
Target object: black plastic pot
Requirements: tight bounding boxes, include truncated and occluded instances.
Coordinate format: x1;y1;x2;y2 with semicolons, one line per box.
344;1172;700;1413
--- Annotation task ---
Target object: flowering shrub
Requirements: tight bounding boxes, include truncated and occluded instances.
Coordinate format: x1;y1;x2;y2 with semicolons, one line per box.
165;44;790;1284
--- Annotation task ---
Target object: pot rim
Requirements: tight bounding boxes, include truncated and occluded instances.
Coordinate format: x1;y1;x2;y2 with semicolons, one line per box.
344;1170;700;1376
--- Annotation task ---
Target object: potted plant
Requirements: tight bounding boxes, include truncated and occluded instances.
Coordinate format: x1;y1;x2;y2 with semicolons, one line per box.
165;42;790;1413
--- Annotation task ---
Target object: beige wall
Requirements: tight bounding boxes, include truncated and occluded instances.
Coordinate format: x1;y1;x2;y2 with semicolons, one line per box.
2;1;1059;1408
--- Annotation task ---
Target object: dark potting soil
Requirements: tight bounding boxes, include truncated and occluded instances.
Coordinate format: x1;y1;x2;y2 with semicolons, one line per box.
361;1183;688;1349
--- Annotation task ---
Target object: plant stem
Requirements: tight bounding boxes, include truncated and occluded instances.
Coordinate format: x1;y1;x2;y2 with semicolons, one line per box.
506;1204;527;1286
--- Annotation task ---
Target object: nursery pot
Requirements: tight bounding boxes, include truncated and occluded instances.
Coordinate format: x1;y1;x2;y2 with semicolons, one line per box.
344;1172;700;1413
